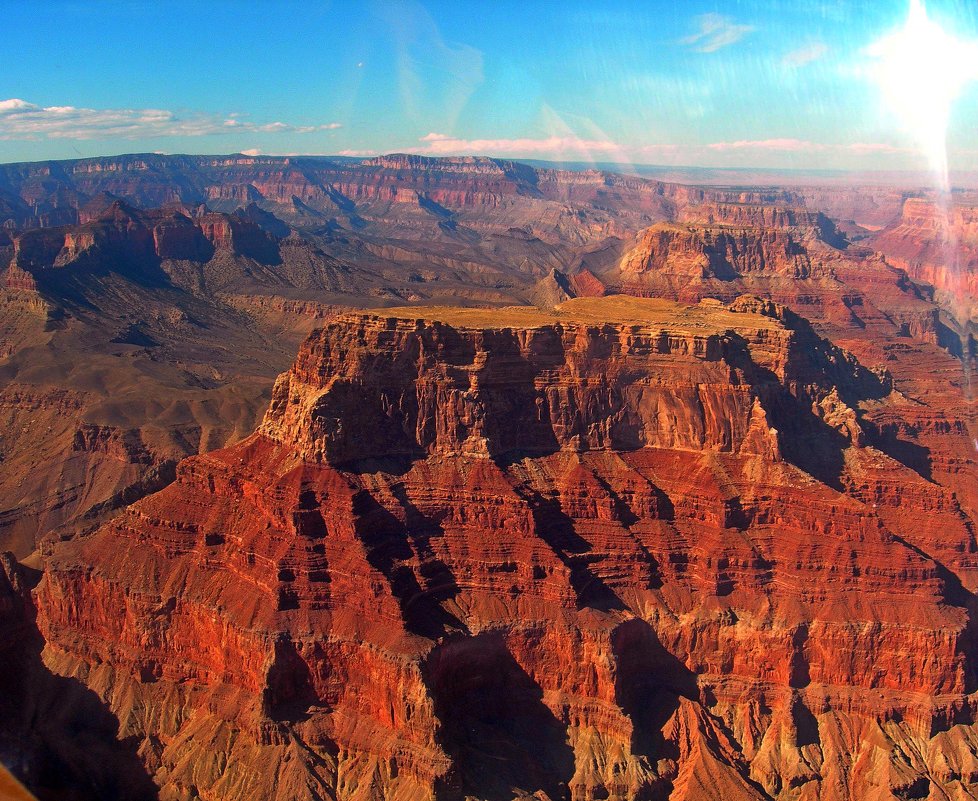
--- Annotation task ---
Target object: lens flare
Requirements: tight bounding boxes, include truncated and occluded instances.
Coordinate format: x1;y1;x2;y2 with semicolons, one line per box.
868;1;978;432
867;0;978;187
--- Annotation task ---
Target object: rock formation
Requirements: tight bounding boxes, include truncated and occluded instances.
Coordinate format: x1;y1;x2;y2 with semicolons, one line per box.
872;196;978;327
35;296;978;801
0;552;159;801
2;154;978;800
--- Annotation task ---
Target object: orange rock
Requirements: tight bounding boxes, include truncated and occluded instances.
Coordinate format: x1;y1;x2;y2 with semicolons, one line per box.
35;296;978;801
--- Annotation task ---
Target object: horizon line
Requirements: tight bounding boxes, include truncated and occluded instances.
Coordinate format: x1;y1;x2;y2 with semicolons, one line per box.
1;150;975;189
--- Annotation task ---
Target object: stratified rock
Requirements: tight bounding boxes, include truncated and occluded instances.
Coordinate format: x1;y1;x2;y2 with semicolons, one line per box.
872;196;978;325
0;552;159;800
35;296;978;801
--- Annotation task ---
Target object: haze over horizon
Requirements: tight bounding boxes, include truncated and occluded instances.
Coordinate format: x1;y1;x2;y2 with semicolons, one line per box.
2;0;977;174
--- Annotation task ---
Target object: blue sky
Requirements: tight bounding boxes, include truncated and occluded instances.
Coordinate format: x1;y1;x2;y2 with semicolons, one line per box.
1;0;977;171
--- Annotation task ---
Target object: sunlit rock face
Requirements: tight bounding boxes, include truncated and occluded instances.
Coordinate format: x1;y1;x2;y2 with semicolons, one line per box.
34;296;978;801
871;197;978;324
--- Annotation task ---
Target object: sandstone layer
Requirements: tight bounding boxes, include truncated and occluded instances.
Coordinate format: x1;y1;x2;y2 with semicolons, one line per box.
871;197;978;327
36;296;978;801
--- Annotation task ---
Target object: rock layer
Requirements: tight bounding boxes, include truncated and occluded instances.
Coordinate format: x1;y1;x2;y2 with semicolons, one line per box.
872;196;978;326
36;296;978;801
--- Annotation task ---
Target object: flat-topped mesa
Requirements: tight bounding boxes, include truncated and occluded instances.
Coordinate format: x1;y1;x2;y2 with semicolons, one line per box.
618;204;848;283
873;197;978;264
34;294;978;801
679;202;838;235
619;222;818;281
260;296;879;465
894;196;978;235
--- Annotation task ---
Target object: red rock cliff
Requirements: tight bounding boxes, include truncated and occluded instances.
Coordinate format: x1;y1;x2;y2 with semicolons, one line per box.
872;196;978;323
34;295;978;801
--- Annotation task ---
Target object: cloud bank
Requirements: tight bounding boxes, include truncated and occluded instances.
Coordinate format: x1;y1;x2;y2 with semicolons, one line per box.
0;99;341;141
419;132;620;157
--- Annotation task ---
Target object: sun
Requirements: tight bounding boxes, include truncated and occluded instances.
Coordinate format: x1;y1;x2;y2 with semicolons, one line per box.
868;0;978;182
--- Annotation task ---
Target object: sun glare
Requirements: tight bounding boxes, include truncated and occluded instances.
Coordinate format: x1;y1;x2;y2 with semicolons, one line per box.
868;0;978;184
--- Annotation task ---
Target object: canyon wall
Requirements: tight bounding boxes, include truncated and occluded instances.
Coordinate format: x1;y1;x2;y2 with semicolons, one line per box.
35;296;978;801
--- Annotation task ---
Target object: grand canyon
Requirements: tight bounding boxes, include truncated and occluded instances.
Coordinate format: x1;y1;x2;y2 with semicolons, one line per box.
0;150;974;801
3;2;978;799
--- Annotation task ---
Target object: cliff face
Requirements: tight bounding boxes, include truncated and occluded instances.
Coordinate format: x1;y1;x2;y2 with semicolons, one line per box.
9;228;66;274
5;156;978;801
607;210;978;586
0;155;915;247
618;224;815;281
259;298;878;467
35;296;978;801
0;154;712;281
0;552;163;801
874;197;978;264
872;197;978;324
609;204;960;361
5;200;279;277
678;203;841;239
5;155;946;331
0;191;613;560
0;153;680;239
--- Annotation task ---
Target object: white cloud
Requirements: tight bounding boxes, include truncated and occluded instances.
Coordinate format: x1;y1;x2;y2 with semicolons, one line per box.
843;142;912;155
783;42;829;67
418;132;620;157
409;133;916;166
0;99;341;141
681;14;754;53
707;138;911;155
708;138;825;152
0;99;36;112
240;148;262;156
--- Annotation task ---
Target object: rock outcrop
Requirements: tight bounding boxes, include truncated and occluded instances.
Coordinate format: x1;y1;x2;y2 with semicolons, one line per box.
0;553;159;801
608;202;957;360
4;200;280;282
618;223;817;281
872;196;978;326
35;296;978;801
4;155;978;801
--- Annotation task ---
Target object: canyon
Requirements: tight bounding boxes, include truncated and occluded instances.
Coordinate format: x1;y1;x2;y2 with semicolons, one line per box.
1;154;977;801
